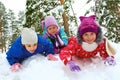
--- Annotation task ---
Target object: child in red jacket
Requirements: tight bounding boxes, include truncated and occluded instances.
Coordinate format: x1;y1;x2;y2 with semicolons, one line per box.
59;15;116;72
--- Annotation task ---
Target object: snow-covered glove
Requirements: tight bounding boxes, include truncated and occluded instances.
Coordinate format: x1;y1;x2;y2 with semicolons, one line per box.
104;57;116;66
67;61;81;72
47;54;58;61
10;63;22;72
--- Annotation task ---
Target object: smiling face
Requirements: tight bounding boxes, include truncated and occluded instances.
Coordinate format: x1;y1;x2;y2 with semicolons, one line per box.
47;25;58;35
24;43;37;53
82;32;97;44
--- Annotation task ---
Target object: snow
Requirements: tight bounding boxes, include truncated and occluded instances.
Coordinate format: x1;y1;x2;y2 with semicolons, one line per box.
0;42;120;80
1;0;120;79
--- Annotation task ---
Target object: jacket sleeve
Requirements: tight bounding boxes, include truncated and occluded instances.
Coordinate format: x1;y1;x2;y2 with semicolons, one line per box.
99;38;116;59
59;36;77;65
105;38;116;56
6;53;22;66
6;37;23;66
38;35;55;56
59;28;68;45
44;40;54;56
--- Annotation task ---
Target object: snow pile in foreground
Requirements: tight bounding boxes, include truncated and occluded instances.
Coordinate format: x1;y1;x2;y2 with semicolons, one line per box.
0;43;120;80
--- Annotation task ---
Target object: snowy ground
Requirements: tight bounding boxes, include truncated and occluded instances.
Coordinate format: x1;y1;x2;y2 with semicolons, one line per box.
0;42;120;80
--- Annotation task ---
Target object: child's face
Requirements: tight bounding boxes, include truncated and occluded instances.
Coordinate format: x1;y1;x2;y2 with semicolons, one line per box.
82;32;96;44
24;43;37;53
47;25;58;35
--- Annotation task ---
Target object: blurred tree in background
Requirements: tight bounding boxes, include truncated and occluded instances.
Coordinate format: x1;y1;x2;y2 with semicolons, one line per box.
0;0;77;52
24;0;77;36
85;0;120;43
0;2;6;52
0;2;25;52
1;0;120;53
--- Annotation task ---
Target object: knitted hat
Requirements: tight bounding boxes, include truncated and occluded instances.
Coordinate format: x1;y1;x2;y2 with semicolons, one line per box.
44;16;59;28
21;28;38;44
78;15;99;36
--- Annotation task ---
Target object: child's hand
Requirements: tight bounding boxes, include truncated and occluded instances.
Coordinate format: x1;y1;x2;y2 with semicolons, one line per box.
47;54;58;61
10;63;22;72
67;61;81;72
104;57;116;66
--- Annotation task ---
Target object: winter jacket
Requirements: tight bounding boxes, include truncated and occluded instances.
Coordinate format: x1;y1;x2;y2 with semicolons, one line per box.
6;35;54;65
43;27;68;53
59;36;116;65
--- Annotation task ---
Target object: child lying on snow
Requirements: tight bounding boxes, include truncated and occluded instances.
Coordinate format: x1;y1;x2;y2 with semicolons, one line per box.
59;15;116;72
41;16;68;54
6;28;58;71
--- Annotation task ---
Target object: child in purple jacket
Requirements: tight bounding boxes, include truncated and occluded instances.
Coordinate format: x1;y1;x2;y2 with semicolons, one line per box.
41;16;68;54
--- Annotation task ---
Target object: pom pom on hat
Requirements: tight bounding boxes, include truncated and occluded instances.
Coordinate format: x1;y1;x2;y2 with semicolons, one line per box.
78;15;99;36
44;16;59;28
21;28;38;44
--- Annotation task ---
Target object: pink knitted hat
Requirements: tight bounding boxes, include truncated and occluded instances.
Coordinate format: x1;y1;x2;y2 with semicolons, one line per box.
44;16;59;28
78;15;99;36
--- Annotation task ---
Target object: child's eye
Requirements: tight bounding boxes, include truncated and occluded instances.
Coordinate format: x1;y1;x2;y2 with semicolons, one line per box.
27;45;31;47
91;32;95;35
91;33;93;35
34;44;37;46
84;34;88;36
48;28;51;30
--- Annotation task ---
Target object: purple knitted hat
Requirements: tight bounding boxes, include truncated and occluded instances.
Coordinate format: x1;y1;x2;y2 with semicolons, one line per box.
44;16;59;28
78;15;99;36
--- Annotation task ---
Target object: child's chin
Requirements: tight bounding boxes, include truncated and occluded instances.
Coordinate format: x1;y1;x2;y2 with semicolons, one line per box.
29;51;35;53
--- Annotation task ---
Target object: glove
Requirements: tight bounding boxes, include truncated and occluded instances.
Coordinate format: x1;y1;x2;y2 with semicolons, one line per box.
67;61;81;72
104;57;116;66
10;63;22;72
47;54;58;61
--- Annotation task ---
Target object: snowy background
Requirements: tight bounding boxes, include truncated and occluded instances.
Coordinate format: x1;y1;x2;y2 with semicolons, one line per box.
0;0;120;80
0;41;120;80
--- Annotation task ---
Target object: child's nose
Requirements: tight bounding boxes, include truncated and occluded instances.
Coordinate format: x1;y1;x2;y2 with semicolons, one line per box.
30;47;35;50
88;35;91;39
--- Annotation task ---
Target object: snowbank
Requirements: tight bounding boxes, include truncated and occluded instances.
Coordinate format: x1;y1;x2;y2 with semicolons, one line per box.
0;43;120;80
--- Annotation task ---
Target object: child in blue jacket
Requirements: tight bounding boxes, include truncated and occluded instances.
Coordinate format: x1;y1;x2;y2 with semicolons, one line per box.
6;28;58;71
41;16;68;54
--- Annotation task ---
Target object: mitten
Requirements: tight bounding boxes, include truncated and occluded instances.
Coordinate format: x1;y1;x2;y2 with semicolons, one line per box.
10;63;22;72
56;34;64;46
67;61;81;72
104;57;116;66
47;54;58;61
